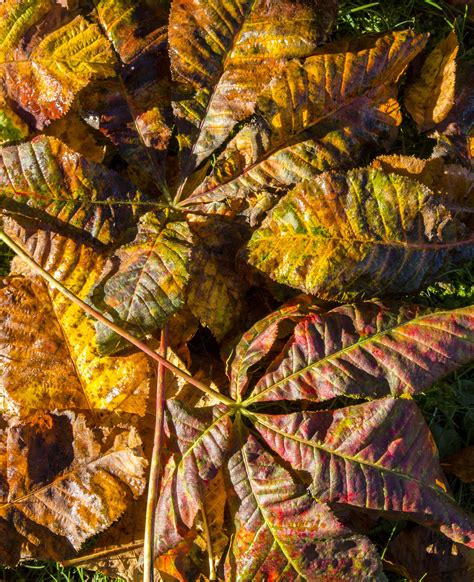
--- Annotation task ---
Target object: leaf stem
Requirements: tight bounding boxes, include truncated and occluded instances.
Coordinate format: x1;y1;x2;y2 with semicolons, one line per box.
144;327;168;582
199;499;217;581
0;230;234;407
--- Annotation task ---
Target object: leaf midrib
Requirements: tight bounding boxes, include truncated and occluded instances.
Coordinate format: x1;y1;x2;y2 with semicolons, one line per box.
253;414;452;502
245;305;471;404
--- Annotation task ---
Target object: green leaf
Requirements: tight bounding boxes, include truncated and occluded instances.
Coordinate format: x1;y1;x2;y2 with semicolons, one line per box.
246;168;473;299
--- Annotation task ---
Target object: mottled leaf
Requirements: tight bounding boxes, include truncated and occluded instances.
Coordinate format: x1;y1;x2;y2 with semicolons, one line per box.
0;135;139;245
0;0;114;134
182;31;426;215
155;400;232;555
255;397;474;546
247;301;474;404
0;412;146;554
0;273;151;415
430;62;473;165
169;0;338;183
89;213;193;355
227;428;384;581
88;0;172;192
230;296;316;401
246;168;473;299
405;31;459;132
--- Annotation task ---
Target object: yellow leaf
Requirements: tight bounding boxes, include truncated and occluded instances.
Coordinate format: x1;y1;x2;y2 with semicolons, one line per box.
405;31;459;131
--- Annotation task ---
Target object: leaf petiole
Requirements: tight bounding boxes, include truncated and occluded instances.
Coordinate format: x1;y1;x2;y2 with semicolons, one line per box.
0;229;234;407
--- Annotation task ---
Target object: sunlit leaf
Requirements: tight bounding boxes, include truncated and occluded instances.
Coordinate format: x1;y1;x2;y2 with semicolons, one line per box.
154;400;232;555
405;31;459;132
0;412;146;555
182;31;426;215
89;212;193;355
227;427;384;580
0;0;115;135
169;0;338;183
255;397;474;546
246;168;473;299
247;301;474;404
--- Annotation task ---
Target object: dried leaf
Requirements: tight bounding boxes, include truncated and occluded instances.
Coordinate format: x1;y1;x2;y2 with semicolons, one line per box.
405;31;459;131
0;412;146;556
0;274;151;415
386;526;474;581
443;447;474;483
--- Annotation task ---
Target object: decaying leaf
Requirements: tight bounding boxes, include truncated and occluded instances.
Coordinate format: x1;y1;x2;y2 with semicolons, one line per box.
0;412;146;559
0;0;115;139
254;397;474;546
405;31;459;132
244;301;474;404
386;526;474;581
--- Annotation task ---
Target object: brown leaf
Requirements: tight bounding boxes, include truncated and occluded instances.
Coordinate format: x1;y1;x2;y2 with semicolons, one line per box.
0;412;147;559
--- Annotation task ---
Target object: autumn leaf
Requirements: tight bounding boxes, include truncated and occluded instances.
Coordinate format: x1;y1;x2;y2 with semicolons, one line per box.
246;168;473;299
89;213;193;355
182;30;426;215
254;397;474;547
405;31;459;132
227;427;384;580
443;446;474;483
0;0;115;140
245;301;474;404
154;400;232;555
0;412;146;557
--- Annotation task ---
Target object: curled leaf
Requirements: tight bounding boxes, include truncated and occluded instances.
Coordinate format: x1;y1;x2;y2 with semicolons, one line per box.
405;31;459;131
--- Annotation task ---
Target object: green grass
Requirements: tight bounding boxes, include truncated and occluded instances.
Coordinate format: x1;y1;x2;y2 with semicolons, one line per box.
0;1;473;580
